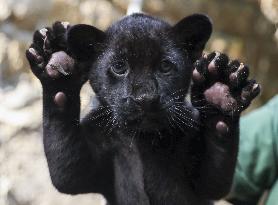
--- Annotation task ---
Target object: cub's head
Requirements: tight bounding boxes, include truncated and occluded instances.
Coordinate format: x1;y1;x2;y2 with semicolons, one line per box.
67;13;212;131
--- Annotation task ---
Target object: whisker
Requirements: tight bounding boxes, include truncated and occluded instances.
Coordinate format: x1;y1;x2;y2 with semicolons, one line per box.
169;88;188;97
168;108;197;130
95;105;118;110
90;109;112;121
100;114;115;136
167;109;188;134
173;104;195;113
164;94;187;106
172;106;200;126
173;113;195;129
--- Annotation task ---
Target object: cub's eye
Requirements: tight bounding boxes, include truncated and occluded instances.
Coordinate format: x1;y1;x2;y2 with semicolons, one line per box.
160;60;175;73
110;61;128;76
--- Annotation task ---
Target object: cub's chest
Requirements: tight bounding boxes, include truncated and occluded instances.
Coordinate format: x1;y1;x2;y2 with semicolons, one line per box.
138;142;201;205
111;133;206;205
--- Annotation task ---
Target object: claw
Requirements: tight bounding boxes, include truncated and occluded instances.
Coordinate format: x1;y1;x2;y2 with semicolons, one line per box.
43;37;53;54
26;48;43;64
39;28;48;37
33;30;46;47
208;58;217;74
207;52;217;62
238;63;244;70
251;83;261;99
28;48;43;64
229;63;249;88
241;81;260;108
202;52;208;59
252;83;260;93
61;21;70;29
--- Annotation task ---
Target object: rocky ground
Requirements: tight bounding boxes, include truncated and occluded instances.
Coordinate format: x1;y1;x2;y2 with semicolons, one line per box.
0;79;105;205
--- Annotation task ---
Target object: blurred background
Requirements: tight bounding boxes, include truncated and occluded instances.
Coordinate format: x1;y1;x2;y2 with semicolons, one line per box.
0;0;278;205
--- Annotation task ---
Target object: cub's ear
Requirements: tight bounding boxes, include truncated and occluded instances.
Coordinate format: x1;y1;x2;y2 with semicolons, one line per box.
172;14;212;62
67;24;105;60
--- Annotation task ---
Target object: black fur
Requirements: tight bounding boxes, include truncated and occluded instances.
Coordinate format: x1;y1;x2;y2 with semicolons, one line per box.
26;13;260;205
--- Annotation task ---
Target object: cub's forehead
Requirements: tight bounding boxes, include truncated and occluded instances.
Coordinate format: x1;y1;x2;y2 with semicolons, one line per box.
104;14;173;57
106;13;171;41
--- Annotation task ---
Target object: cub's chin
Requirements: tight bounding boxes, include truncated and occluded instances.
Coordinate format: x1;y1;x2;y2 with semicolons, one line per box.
125;112;166;131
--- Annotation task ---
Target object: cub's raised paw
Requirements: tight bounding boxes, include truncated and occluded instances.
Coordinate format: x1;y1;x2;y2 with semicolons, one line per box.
191;52;260;118
26;22;75;82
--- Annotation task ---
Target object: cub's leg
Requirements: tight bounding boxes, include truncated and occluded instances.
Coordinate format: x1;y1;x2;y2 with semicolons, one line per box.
26;22;98;194
190;52;260;199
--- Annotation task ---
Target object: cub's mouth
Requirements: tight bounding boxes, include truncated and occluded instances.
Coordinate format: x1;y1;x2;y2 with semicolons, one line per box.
123;99;201;132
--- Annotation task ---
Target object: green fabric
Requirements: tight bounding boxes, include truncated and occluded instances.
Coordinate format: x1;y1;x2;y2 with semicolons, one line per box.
229;95;278;205
267;179;278;204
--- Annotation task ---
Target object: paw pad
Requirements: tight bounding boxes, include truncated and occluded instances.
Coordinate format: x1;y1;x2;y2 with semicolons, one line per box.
216;121;229;137
191;51;260;116
54;92;67;107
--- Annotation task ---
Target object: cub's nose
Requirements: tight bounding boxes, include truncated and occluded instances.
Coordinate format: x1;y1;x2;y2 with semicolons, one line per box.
134;94;160;111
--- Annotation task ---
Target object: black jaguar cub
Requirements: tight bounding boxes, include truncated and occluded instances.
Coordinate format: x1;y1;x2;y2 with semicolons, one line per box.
26;13;260;205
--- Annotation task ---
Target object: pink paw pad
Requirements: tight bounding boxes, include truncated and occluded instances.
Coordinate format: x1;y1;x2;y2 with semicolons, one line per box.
216;121;229;137
54;92;67;107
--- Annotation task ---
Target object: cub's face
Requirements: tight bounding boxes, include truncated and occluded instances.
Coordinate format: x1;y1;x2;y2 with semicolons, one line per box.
94;25;192;129
67;14;212;131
